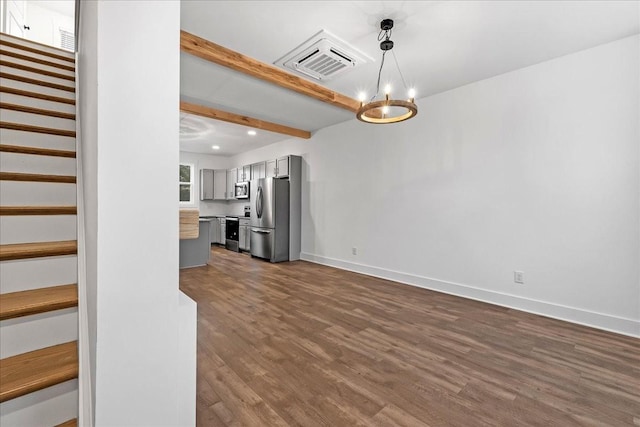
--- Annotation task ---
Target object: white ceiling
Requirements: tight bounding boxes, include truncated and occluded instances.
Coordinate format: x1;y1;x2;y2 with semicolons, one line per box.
179;1;640;156
179;110;289;156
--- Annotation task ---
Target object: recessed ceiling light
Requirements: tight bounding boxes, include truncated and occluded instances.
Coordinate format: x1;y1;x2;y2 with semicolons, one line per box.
212;145;220;150
247;130;257;136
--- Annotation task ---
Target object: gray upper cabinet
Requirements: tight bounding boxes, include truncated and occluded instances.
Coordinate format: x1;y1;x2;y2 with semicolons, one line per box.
238;165;251;182
213;169;227;200
200;169;214;200
266;159;277;178
227;168;237;200
251;161;266;180
265;156;291;178
276;156;289;178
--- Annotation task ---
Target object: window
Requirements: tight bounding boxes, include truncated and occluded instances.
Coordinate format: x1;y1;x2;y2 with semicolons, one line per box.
179;163;194;204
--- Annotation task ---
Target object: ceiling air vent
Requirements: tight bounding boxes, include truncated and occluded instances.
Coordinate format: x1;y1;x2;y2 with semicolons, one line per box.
274;30;372;81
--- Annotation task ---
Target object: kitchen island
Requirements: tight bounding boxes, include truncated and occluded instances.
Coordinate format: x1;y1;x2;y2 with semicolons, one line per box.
179;218;212;268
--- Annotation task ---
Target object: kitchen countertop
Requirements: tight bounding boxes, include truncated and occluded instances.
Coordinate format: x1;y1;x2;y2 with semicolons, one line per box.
199;216;251;226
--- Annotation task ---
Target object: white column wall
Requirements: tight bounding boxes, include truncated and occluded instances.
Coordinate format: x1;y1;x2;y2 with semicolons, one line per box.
78;1;191;424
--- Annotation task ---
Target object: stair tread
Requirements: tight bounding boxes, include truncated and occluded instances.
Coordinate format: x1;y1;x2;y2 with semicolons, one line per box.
55;420;77;427
0;102;76;120
0;60;75;82
0;240;77;261
0;86;75;105
0;206;77;215
0;341;78;402
0;284;77;320
0;144;76;158
0;38;75;64
0;122;76;137
0;172;76;183
0;71;75;92
0;49;75;72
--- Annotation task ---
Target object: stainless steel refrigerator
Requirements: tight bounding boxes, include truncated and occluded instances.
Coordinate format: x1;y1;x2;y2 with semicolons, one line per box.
250;178;290;262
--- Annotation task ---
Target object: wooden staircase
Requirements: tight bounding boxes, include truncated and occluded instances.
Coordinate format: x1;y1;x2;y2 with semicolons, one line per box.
0;33;79;426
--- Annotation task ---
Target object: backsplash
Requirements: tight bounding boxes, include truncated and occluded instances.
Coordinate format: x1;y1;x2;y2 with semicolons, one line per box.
197;199;249;217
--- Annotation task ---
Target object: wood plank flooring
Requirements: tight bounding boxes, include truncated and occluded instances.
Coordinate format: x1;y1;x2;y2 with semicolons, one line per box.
179;246;640;427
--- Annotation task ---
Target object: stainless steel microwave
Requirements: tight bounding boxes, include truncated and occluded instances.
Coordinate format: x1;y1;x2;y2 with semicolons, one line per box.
234;181;250;199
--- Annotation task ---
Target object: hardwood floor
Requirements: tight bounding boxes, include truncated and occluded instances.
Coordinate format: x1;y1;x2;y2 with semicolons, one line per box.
179;246;640;427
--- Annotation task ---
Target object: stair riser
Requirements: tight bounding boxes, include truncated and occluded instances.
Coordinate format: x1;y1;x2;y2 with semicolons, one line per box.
0;379;78;427
0;55;74;79
0;181;76;206
0;44;74;68
0;216;77;245
1;78;76;100
0;129;76;151
0;110;75;132
1;151;76;175
0;92;75;115
0;257;77;294
0;308;77;359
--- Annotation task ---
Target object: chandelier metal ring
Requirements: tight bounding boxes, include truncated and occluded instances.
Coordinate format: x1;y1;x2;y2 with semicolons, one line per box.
356;99;417;124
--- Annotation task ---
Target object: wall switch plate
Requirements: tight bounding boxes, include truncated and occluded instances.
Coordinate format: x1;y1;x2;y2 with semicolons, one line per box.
514;271;524;284
352;247;357;255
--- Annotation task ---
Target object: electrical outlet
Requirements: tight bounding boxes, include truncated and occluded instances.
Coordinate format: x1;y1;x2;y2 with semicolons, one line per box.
352;247;357;255
514;271;524;284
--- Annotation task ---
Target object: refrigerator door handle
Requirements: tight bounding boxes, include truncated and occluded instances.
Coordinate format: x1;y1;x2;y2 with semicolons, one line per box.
251;228;271;234
256;186;263;218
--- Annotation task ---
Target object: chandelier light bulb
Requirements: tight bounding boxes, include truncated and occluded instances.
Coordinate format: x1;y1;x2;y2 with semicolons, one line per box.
358;92;367;102
408;88;416;100
384;84;391;95
382;105;390;115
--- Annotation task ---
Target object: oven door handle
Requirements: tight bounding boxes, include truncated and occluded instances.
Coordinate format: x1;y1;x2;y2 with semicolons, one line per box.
251;228;271;234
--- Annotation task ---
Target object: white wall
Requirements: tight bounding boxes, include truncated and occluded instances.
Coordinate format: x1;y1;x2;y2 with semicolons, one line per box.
24;1;74;50
78;1;195;425
77;0;98;421
231;35;640;337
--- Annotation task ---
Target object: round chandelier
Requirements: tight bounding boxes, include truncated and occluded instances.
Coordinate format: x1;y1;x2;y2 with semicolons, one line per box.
356;19;418;124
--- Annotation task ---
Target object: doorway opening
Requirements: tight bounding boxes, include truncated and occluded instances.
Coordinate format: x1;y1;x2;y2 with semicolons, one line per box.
1;0;75;51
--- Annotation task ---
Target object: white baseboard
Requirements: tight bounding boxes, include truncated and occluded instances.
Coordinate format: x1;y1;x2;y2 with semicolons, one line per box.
300;252;639;338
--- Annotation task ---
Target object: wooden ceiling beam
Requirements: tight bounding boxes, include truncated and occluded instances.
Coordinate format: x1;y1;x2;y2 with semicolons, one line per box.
180;101;311;139
180;30;360;113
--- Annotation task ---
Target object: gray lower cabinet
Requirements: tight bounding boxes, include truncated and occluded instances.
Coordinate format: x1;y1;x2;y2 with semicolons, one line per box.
239;219;250;251
209;218;221;244
239;225;246;251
